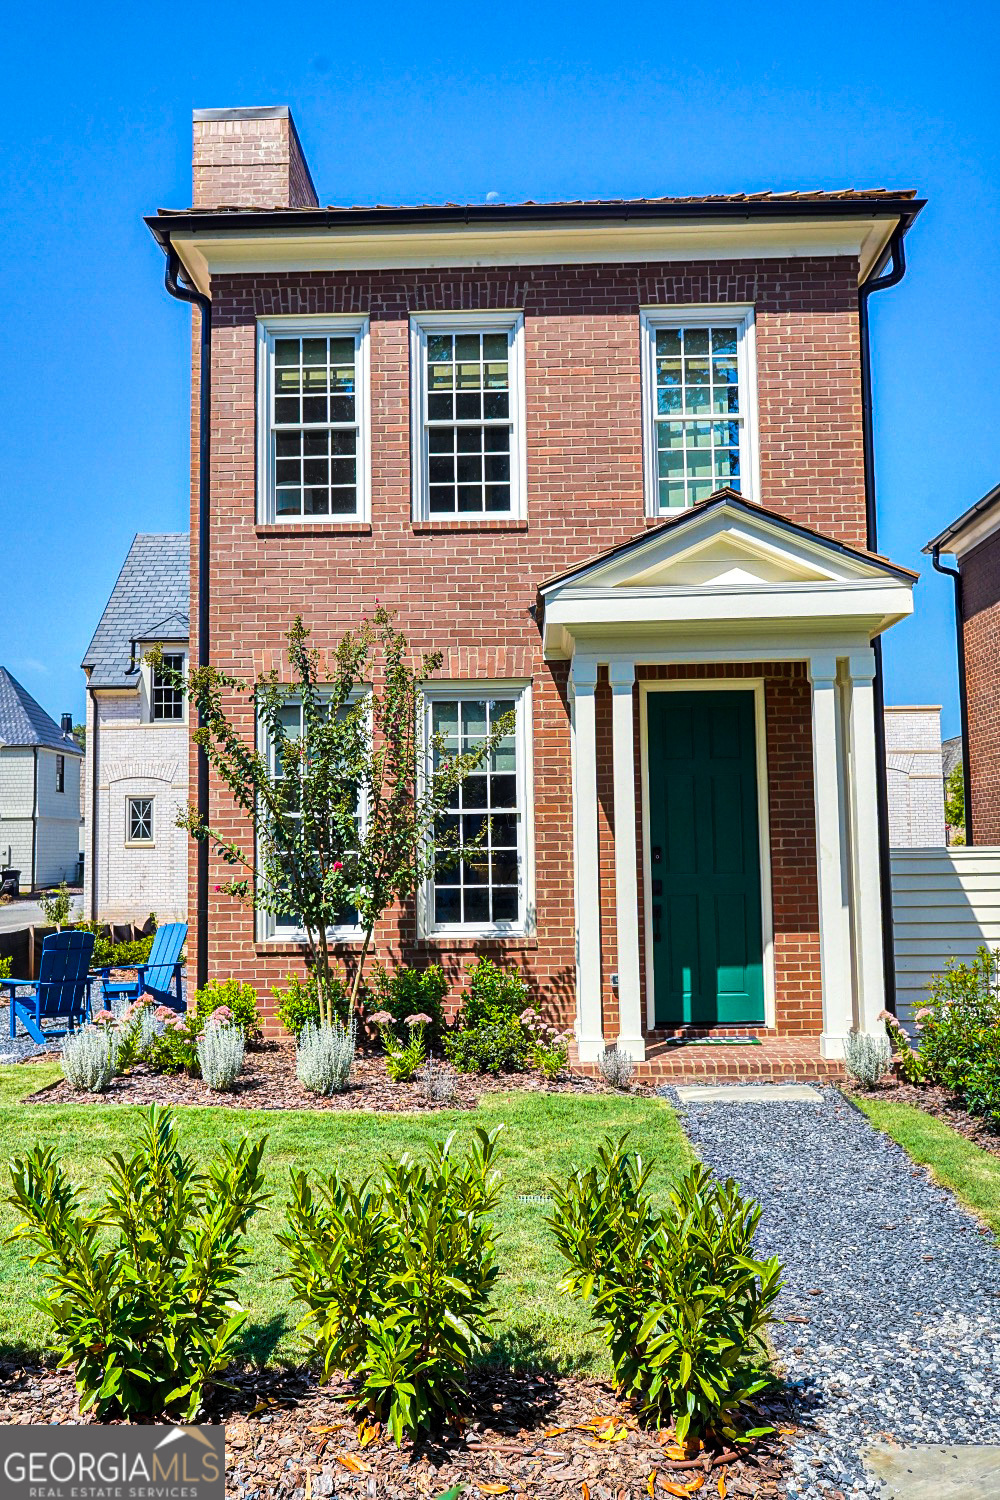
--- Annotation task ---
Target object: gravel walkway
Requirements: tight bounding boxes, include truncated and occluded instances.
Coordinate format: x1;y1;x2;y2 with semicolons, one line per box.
668;1085;1000;1499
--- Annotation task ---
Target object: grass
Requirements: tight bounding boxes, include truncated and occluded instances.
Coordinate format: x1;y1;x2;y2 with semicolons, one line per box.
0;1064;693;1372
854;1093;1000;1237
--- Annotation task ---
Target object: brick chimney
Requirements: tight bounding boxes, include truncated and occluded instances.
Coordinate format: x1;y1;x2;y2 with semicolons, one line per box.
192;105;319;210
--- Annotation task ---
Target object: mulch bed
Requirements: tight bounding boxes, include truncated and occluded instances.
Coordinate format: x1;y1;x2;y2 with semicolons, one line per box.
0;1359;793;1497
844;1075;1000;1160
23;1043;637;1113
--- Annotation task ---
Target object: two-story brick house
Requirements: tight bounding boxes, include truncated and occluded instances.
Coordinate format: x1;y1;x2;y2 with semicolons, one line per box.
147;105;922;1067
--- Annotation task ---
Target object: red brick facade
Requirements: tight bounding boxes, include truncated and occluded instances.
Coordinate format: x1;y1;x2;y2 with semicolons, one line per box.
961;531;1000;843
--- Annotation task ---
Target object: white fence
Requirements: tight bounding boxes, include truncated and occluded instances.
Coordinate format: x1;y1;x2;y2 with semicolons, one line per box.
891;846;1000;1021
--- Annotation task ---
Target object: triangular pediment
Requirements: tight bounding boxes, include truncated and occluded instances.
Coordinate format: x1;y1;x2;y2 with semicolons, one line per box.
541;495;911;596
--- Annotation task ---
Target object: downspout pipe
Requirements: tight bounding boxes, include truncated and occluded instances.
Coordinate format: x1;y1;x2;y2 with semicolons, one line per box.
859;224;906;1015
931;546;973;844
164;248;211;992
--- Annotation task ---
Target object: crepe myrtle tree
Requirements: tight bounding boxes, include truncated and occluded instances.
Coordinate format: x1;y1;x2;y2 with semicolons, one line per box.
150;611;512;1022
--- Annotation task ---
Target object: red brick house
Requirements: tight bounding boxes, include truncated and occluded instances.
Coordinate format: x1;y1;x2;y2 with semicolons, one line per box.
147;105;922;1067
927;481;1000;845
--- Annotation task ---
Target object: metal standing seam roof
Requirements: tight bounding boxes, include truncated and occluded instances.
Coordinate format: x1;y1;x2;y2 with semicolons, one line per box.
0;667;82;754
81;534;189;689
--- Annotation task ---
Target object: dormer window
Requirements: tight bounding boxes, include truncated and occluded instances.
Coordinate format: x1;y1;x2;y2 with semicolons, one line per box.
641;308;758;515
151;654;185;720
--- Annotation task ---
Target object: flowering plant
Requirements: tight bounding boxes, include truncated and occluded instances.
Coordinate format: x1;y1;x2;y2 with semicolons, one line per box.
520;1007;570;1080
377;1011;431;1084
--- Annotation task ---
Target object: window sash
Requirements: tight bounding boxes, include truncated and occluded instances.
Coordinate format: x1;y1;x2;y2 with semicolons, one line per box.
128;798;153;843
55;756;64;793
151;654;185;721
641;308;756;516
258;317;370;524
422;688;528;935
411;314;525;521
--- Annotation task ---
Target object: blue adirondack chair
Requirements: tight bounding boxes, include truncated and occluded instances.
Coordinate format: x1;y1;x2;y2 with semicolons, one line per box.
91;921;187;1012
2;930;96;1043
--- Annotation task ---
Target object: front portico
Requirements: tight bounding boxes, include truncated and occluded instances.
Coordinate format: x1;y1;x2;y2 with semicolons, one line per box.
539;492;915;1063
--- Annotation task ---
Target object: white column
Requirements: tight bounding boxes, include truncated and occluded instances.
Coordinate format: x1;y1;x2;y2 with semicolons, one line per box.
570;657;604;1061
609;660;645;1061
809;654;852;1057
844;648;887;1034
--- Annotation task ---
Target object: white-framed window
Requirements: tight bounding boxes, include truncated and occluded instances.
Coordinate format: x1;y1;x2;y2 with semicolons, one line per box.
55;755;65;794
259;693;368;943
640;307;758;515
257;315;370;523
127;796;154;845
420;684;533;937
410;312;527;521
151;653;185;721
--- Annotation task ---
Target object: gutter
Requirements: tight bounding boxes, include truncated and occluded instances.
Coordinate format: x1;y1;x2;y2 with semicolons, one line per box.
164;249;211;992
858;224;907;1014
930;547;974;843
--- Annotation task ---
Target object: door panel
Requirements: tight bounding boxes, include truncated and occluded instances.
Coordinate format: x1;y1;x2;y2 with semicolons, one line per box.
648;689;765;1026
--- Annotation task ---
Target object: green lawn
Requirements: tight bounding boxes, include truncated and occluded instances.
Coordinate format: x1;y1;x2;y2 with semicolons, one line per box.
854;1094;1000;1237
0;1065;692;1372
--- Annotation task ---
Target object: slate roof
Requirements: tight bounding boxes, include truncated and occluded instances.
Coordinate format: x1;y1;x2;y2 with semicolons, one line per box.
0;668;82;754
82;534;189;689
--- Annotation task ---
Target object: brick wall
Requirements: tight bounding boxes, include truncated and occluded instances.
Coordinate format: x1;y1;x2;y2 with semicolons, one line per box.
961;532;1000;843
193;108;318;210
884;706;946;847
190;256;862;1037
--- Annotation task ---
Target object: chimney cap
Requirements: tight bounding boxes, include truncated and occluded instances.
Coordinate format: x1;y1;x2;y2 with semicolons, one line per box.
193;105;291;122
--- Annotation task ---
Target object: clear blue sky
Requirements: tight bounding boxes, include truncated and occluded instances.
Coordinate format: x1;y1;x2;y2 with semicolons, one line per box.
1;0;996;736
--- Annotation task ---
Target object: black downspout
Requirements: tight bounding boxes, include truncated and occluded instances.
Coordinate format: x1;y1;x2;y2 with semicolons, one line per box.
931;547;973;844
164;249;211;992
859;225;906;1014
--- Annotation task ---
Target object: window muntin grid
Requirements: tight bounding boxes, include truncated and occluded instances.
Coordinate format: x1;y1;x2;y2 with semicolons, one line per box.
151;654;184;721
653;325;743;510
267;698;363;937
128;797;153;843
430;696;522;928
272;334;360;518
424;331;513;515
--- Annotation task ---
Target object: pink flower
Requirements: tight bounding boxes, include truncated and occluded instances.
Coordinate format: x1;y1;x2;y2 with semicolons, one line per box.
207;1005;233;1026
405;1013;432;1027
154;1005;176;1021
520;1007;538;1025
332;861;344;873
369;1010;394;1026
215;885;222;892
92;1009;115;1025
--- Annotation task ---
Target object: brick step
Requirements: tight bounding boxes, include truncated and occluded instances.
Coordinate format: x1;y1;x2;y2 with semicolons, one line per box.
571;1037;844;1084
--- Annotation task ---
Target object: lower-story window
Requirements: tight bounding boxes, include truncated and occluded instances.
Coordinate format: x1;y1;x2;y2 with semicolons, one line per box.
127;797;154;844
423;685;531;935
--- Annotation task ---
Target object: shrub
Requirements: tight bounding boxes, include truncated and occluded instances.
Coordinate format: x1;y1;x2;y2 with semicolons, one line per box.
917;946;1000;1120
40;883;72;929
367;962;448;1046
197;1020;246;1091
194;978;263;1041
61;1025;116;1093
0;956;11;981
549;1136;782;1445
93;934;155;969
842;1028;891;1089
296;1019;356;1095
421;1057;458;1106
272;971;352;1037
461;956;528;1024
279;1125;503;1442
145;1011;200;1076
599;1046;635;1090
6;1106;267;1418
371;1011;430;1082
445;1013;529;1075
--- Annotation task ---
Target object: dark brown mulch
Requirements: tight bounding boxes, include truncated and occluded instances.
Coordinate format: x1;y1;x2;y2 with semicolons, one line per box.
843;1075;1000;1159
24;1043;635;1113
0;1358;793;1497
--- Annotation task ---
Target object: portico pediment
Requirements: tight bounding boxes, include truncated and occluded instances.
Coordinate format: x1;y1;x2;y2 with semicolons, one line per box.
538;492;916;659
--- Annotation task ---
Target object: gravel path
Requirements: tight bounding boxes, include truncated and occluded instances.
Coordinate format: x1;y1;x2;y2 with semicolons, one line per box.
668;1086;1000;1499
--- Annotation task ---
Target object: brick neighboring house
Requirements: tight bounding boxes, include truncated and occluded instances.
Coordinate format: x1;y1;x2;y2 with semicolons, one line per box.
146;104;924;1064
81;535;189;923
883;706;946;847
926;483;1000;846
0;668;82;890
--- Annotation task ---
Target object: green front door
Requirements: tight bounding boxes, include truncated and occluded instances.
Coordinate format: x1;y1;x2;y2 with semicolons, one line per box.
647;689;765;1027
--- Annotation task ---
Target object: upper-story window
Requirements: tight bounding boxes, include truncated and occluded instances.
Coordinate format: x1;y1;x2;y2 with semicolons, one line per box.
257;316;370;524
55;755;65;794
151;654;185;721
410;313;526;520
640;308;758;515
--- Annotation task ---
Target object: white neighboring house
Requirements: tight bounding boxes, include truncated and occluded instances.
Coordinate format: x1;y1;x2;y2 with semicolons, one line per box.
0;667;83;890
81;534;189;923
884;705;947;847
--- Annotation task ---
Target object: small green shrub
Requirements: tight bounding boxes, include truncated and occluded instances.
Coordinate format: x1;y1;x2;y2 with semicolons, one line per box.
461;956;528;1024
193;978;262;1041
367;963;448;1046
273;972;349;1037
0;956;11;981
917;946;1000;1120
445;1013;529;1075
280;1126;503;1442
548;1135;782;1445
6;1106;267;1418
88;933;155;969
40;883;72;929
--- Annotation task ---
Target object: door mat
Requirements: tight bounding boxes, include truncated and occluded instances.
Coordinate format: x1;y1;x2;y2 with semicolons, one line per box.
661;1035;763;1048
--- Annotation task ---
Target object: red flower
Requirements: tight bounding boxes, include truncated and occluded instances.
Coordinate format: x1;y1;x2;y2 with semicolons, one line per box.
333;861;343;873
